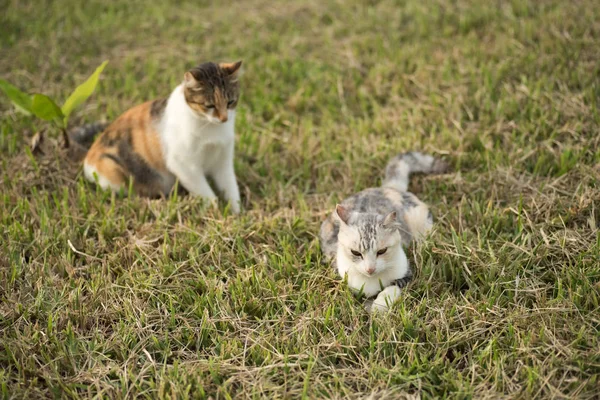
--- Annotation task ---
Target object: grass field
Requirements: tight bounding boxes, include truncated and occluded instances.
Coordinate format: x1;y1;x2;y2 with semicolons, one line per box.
1;0;600;398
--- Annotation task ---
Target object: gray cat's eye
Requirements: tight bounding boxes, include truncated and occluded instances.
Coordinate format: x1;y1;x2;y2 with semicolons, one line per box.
377;248;388;256
205;104;215;109
351;249;362;258
227;100;235;107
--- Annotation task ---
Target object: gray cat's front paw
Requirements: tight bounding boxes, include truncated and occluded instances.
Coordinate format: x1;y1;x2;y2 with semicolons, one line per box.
364;299;374;313
370;286;402;313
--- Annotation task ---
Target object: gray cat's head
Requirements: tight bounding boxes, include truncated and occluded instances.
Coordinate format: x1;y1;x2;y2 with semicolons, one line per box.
334;204;403;277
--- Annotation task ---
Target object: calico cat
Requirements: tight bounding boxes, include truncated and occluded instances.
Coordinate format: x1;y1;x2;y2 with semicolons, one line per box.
69;61;243;213
320;152;449;312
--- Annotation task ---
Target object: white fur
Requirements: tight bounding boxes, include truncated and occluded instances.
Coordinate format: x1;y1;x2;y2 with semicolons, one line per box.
404;203;433;240
158;84;241;213
337;244;409;299
371;285;402;312
83;162;122;192
383;162;410;192
336;220;409;298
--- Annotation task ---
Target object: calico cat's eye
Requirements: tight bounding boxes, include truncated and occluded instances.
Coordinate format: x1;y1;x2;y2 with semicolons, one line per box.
351;250;362;258
377;248;388;256
227;100;235;107
205;104;215;109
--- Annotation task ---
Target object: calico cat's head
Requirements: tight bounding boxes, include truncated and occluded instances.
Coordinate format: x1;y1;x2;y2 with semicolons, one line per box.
334;204;404;277
183;61;242;123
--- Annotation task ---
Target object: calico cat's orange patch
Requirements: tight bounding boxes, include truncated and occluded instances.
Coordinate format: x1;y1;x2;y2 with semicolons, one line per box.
84;99;170;197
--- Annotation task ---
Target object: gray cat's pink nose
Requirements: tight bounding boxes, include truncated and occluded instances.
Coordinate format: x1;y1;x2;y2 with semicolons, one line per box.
366;266;376;275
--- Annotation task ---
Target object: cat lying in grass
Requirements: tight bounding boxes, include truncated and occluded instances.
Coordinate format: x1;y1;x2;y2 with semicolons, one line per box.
320;152;449;312
69;61;243;213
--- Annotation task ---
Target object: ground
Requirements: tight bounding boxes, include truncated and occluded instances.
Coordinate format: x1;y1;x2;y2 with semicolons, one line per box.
1;0;599;398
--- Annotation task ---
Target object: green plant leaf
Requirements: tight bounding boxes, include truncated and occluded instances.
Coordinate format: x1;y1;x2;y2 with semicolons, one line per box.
0;79;33;115
61;60;108;124
31;94;64;123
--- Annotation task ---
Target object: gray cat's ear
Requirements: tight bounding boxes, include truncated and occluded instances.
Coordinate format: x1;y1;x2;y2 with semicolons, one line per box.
221;61;243;77
334;204;350;225
184;71;200;88
382;211;397;227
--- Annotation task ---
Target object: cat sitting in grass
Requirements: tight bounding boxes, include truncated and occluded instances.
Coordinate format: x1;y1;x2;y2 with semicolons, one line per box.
69;61;243;213
320;152;449;312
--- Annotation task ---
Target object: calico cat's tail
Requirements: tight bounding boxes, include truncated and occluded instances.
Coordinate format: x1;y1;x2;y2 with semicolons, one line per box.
69;122;109;149
66;122;108;160
382;152;449;192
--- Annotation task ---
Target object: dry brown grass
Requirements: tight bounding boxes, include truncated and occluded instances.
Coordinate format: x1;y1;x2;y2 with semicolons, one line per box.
1;0;599;398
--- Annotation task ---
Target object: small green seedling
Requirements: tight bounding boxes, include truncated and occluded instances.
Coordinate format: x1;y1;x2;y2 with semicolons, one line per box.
0;60;108;148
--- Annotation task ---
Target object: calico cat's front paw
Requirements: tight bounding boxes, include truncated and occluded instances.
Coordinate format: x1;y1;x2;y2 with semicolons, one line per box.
202;196;219;211
229;200;241;215
370;286;402;313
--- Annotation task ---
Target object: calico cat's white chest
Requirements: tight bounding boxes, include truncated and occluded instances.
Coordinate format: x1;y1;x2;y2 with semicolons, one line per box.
188;116;235;145
197;142;229;171
164;116;234;166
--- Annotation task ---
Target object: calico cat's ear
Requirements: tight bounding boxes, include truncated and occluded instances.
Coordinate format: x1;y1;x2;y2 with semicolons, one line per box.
220;61;243;77
334;204;350;225
184;71;201;88
382;211;397;227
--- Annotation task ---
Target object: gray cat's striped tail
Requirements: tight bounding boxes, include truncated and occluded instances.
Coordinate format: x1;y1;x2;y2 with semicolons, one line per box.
69;122;109;149
382;152;449;192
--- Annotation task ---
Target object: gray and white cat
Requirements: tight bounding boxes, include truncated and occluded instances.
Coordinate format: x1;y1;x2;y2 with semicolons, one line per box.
320;152;448;312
